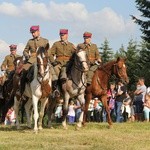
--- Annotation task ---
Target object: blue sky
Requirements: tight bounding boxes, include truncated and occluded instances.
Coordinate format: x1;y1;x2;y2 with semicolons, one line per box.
0;0;141;65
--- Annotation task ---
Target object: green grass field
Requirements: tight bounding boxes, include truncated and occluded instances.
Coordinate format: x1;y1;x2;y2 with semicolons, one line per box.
0;122;150;150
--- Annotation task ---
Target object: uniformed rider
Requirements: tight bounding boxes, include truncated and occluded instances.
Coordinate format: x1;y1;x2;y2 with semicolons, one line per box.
49;29;76;90
21;25;50;95
77;32;101;85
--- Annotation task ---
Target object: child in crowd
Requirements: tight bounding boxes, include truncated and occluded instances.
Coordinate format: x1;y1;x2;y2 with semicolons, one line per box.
4;107;16;125
55;99;63;123
143;93;150;122
67;100;80;124
103;82;116;122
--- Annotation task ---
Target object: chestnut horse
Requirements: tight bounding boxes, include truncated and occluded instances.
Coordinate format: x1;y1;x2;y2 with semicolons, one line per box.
83;57;129;128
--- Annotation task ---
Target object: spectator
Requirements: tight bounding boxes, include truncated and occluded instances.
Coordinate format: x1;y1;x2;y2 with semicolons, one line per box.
143;93;150;122
134;77;147;121
103;82;116;122
67;100;80;124
87;98;95;122
75;100;82;122
55;99;63;123
4;107;16;125
121;93;132;122
94;97;103;122
115;80;127;122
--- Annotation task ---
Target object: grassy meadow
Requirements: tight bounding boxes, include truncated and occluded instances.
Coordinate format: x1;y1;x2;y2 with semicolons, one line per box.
0;122;150;150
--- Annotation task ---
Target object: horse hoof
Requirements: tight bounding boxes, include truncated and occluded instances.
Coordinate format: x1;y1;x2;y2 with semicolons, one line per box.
33;130;38;134
75;126;80;131
63;126;68;130
38;126;43;130
108;125;113;129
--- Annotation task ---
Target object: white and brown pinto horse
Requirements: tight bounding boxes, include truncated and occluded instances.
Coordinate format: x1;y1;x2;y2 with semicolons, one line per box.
61;49;89;129
14;47;52;133
29;47;52;133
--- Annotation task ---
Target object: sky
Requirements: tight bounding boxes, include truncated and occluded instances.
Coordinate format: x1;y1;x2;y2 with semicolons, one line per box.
0;0;141;65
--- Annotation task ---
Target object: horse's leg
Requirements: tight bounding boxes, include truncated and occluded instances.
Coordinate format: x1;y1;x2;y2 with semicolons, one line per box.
32;95;39;133
101;95;112;128
14;96;21;129
38;98;48;130
76;94;85;128
83;91;92;126
62;93;70;129
24;98;32;129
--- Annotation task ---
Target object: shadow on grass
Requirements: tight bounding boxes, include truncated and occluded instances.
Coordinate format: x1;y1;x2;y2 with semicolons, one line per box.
0;122;112;132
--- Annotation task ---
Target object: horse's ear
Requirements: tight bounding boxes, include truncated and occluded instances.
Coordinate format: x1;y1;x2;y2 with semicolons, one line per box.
124;57;127;61
116;57;121;62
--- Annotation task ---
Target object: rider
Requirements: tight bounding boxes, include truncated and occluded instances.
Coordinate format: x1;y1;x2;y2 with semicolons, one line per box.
49;29;76;90
0;44;21;98
77;32;102;86
21;25;50;95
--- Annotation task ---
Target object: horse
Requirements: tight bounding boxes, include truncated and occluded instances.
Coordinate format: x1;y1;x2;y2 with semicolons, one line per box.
24;46;52;133
59;49;89;129
83;57;129;128
0;72;15;123
11;56;33;129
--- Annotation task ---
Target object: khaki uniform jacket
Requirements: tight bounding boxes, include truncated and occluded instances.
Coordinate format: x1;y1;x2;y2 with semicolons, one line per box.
49;41;75;66
23;37;49;64
1;54;21;72
77;43;101;64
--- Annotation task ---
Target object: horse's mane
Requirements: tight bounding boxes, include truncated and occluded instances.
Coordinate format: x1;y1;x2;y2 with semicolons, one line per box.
99;59;116;70
36;46;48;58
66;52;76;75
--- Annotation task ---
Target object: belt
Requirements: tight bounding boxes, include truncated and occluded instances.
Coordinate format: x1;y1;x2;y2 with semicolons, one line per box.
89;57;96;61
57;56;71;60
31;53;36;57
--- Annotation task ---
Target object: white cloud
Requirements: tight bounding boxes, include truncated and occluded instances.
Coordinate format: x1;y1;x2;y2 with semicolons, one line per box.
0;1;135;37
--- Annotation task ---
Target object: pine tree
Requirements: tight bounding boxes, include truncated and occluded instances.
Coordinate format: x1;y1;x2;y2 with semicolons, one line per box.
131;0;150;86
99;39;114;63
126;39;139;90
114;44;126;58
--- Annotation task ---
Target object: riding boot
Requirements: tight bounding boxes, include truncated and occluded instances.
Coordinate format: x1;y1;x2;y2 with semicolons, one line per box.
20;70;28;95
60;78;67;85
52;80;58;91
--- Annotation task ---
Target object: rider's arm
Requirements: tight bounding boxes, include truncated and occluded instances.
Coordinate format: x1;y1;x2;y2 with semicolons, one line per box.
1;56;8;71
23;41;30;60
49;43;57;64
95;44;102;63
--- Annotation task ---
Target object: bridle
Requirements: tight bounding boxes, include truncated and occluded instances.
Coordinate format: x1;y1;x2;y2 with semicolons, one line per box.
70;51;88;89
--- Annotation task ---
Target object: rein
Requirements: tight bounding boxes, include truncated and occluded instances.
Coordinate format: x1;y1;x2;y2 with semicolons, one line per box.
70;54;87;89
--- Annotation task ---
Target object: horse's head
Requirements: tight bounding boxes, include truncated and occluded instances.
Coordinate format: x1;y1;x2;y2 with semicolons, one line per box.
75;49;89;72
37;47;49;77
14;56;24;68
113;57;129;84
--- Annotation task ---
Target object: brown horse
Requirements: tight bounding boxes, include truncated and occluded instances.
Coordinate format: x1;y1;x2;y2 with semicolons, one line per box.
83;57;129;128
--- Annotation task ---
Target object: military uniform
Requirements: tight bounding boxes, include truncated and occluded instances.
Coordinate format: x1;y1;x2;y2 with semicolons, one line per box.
23;37;49;70
49;40;75;80
1;54;21;74
77;42;101;84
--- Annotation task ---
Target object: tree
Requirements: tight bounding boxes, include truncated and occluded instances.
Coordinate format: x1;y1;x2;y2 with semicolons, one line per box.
131;0;150;86
125;39;139;90
114;44;126;58
99;39;114;63
131;0;150;43
137;41;150;86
